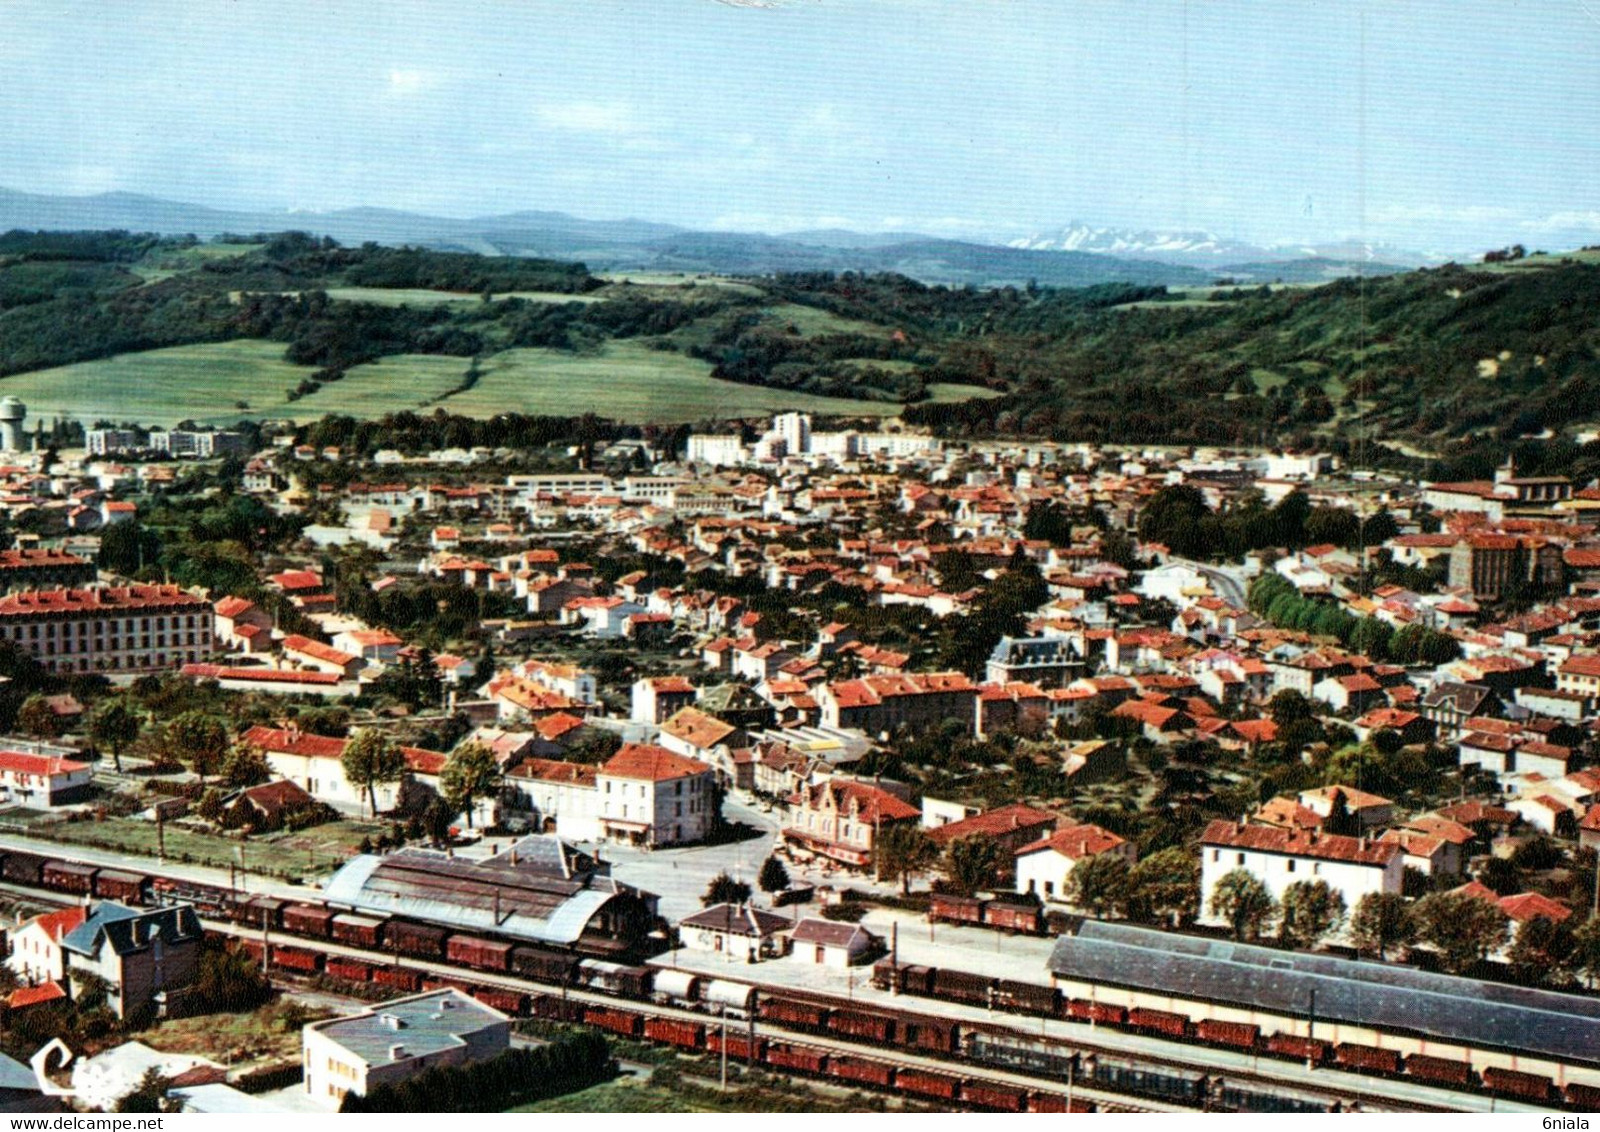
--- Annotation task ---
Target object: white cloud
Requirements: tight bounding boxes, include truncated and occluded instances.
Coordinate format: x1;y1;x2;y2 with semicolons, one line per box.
536;101;640;136
1521;210;1600;233
1368;203;1519;226
386;69;437;97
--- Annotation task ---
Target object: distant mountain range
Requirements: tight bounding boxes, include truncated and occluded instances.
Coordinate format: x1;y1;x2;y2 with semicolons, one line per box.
0;186;1414;288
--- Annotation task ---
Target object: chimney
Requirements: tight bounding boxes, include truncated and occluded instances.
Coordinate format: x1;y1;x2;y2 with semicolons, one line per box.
389;1044;407;1061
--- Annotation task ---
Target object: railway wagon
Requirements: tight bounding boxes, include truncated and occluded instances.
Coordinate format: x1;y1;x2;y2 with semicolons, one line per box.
1264;1033;1327;1064
1028;1093;1095;1114
962;1081;1029;1112
828;1008;895;1043
1482;1066;1553;1103
511;946;578;985
238;896;285;930
330;913;385;949
41;861;96;895
904;1018;961;1056
1;850;49;886
326;958;375;983
422;976;477;994
474;988;529;1017
993;978;1058;1016
531;994;588;1023
1334;1043;1401;1076
643;1018;705;1050
1564;1082;1600;1110
896;1068;961;1102
1404;1054;1473;1088
383;919;449;959
1087;1055;1207;1106
652;969;700;1005
829;1055;894;1088
447;934;513;972
760;995;831;1030
236;939;267;963
269;944;322;973
1066;999;1126;1026
1128;1007;1191;1039
1196;1020;1259;1051
578;961;652;998
281;903;336;938
584;1006;644;1039
982;901;1044;935
765;1043;828;1075
707;1033;767;1062
932;967;993;1007
372;965;423;992
928;893;986;926
92;869;149;904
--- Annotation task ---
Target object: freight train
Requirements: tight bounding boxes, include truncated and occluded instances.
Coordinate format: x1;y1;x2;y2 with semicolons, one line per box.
2;847;1590;1111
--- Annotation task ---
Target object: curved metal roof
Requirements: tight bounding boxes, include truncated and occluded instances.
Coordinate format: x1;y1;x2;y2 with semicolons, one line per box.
1047;921;1600;1066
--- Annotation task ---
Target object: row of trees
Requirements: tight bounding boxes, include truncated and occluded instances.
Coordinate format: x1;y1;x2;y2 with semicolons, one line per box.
1247;571;1460;665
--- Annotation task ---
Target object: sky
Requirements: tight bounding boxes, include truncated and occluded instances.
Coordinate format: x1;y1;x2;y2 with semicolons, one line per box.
2;0;1597;253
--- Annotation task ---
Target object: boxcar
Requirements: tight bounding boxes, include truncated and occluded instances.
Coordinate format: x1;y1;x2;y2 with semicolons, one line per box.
982;901;1043;935
447;934;513;972
760;996;831;1030
1334;1043;1401;1075
765;1043;828;1075
929;894;985;926
92;869;148;904
331;913;385;949
1197;1020;1259;1051
269;944;322;973
239;896;286;930
421;976;476;994
1;850;48;886
282;903;336;938
993;979;1058;1016
474;988;529;1016
901;964;936;996
1482;1067;1552;1103
373;965;424;992
830;1056;894;1088
871;959;900;991
42;861;97;895
1404;1054;1472;1088
643;1018;705;1050
932;968;993;1007
384;919;449;959
1265;1033;1327;1063
707;1033;767;1061
1066;999;1126;1026
531;994;588;1023
963;1082;1029;1112
1564;1082;1600;1110
828;1008;895;1043
236;939;267;962
511;946;578;985
905;1018;960;1056
1028;1094;1095;1113
1129;1007;1191;1039
584;1006;643;1039
326;958;375;983
897;1068;960;1101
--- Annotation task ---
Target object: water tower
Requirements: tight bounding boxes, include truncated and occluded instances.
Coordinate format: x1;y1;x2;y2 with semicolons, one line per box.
0;397;25;453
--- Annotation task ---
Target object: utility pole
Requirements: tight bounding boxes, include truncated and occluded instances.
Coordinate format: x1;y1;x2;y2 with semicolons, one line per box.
720;1005;729;1092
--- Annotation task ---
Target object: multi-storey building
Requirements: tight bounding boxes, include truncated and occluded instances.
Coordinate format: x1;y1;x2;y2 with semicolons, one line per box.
1199;819;1403;928
596;743;716;848
0;548;97;593
816;672;980;736
0;585;212;674
782;777;921;867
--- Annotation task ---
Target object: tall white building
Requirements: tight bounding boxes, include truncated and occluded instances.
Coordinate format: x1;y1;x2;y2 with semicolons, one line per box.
772;412;812;456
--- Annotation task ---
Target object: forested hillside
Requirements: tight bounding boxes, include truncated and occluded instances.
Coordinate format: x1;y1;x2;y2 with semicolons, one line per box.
2;228;1597;470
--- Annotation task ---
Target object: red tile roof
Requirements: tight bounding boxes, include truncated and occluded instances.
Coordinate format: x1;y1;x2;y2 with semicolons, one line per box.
1016;822;1126;860
242;725;347;760
9;981;65;1009
926;803;1057;845
1498;891;1572;924
603;743;711;782
0;750;88;777
1201;819;1401;866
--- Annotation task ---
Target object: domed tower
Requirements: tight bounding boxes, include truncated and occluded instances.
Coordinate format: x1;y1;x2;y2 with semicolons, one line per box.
0;397;26;453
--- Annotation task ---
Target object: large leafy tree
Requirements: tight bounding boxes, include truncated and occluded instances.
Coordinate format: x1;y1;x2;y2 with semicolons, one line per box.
164;711;229;784
873;822;936;896
17;694;58;739
703;871;752;907
757;855;790;896
90;696;142;773
1066;853;1132;919
1572;915;1600;990
1208;868;1277;941
438;741;500;829
1348;892;1418;959
1506;915;1576;986
943;836;1004;898
1277;880;1347;949
341;729;408;818
1127;847;1201;927
1415;891;1510;973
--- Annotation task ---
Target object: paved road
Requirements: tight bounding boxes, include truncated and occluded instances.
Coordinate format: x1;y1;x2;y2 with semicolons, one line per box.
1173;557;1250;608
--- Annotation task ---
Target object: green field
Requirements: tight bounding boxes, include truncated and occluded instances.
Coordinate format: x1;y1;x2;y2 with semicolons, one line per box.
0;336;994;429
442;340;914;422
322;287;604;306
0;340;313;425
